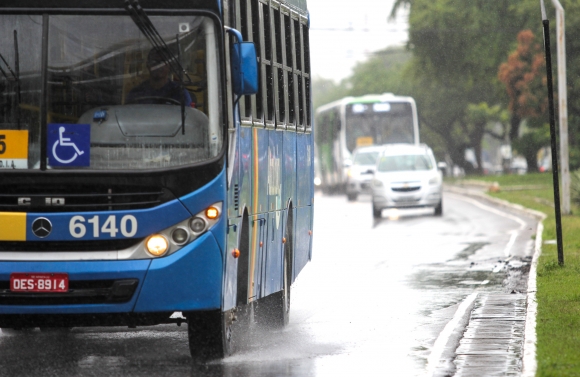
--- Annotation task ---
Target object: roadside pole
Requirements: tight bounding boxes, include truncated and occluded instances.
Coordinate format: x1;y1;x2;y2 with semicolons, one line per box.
551;0;570;215
541;0;564;265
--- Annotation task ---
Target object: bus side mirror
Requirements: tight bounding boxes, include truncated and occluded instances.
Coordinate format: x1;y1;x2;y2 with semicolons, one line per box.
227;27;258;96
231;42;258;95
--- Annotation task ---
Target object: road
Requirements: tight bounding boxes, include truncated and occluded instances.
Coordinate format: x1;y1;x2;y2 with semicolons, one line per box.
0;190;538;376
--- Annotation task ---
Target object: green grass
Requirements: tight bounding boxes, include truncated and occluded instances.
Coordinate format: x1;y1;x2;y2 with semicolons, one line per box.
453;172;580;376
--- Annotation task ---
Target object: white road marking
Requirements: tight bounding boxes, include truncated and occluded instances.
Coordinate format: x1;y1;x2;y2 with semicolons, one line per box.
503;231;519;257
451;194;527;258
451;194;527;230
426;292;479;376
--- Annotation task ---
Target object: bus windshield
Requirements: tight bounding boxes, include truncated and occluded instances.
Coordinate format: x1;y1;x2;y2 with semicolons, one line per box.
345;102;415;152
0;14;221;170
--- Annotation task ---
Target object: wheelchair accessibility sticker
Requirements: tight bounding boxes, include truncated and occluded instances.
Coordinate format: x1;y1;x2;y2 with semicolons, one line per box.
48;124;90;167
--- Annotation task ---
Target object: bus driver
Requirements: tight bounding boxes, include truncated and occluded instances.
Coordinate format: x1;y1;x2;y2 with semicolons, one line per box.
126;48;193;106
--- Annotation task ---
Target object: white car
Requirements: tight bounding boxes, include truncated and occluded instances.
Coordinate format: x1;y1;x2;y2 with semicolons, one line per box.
345;145;383;201
371;144;443;218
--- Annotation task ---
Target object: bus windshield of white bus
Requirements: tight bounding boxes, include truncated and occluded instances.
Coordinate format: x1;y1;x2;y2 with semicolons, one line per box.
0;14;221;170
345;102;415;152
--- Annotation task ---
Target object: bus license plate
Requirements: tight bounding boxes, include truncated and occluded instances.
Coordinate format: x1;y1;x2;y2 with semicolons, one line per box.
10;273;69;293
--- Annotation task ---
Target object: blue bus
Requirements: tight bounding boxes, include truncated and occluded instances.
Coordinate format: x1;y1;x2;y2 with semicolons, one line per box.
0;0;313;360
314;94;419;194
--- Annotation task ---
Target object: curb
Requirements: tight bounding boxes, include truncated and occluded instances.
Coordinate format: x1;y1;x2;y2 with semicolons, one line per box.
444;184;547;377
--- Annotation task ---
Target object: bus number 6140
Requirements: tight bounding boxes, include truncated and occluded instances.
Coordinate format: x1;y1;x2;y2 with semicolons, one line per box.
69;215;138;238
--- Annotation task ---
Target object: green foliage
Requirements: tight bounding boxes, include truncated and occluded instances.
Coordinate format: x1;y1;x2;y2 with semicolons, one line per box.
570;169;580;207
346;48;413;97
311;77;349;112
312;46;412;114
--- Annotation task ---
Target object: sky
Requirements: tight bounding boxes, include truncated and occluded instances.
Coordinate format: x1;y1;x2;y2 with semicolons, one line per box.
308;0;409;83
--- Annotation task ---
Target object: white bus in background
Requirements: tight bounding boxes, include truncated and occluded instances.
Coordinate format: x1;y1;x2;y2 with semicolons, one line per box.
314;93;420;194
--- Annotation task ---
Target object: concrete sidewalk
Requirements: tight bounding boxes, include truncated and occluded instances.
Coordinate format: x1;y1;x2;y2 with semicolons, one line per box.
430;184;546;377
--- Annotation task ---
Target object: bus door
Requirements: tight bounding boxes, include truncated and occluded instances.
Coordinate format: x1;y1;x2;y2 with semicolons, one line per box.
295;129;313;278
249;214;267;301
264;128;284;296
263;211;283;296
253;126;269;214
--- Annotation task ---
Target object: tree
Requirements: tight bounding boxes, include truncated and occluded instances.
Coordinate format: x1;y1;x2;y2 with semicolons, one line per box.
498;29;549;171
389;0;534;174
346;47;412;97
311;77;349;111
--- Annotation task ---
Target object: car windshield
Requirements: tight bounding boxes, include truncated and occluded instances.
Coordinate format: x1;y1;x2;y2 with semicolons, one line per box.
377;154;433;172
0;14;221;170
353;151;379;165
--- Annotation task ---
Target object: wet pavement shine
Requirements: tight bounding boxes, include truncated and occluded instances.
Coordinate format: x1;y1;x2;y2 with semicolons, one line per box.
0;185;543;377
427;184;544;377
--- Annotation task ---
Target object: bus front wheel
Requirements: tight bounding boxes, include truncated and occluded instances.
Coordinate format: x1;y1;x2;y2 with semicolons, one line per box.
187;309;235;361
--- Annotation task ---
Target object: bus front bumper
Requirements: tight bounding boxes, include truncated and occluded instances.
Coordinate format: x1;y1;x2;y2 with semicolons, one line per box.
0;233;223;323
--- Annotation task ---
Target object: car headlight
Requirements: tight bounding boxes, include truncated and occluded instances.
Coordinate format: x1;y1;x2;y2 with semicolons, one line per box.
429;175;440;185
373;180;383;188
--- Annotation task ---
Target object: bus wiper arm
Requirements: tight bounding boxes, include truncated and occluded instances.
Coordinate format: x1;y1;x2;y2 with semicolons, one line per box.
0;52;17;81
0;63;8;80
124;0;193;84
14;30;21;104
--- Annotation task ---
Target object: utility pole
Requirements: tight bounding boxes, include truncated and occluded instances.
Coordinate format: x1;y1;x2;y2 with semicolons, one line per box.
551;0;570;214
541;0;564;265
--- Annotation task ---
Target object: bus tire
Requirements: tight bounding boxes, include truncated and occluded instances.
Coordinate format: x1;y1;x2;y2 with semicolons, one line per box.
1;328;34;334
40;327;72;333
187;309;235;361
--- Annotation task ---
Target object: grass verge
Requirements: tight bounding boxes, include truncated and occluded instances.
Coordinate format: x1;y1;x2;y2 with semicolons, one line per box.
452;173;580;376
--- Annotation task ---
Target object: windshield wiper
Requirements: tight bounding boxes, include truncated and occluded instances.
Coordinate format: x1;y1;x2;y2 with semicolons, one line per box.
124;0;193;135
0;30;21;128
124;0;193;85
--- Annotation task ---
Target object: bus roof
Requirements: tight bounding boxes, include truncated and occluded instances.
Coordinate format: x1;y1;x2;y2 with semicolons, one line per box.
315;93;416;115
0;0;221;12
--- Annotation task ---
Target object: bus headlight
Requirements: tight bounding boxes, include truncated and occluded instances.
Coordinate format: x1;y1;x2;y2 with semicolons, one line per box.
171;228;189;245
189;217;207;233
146;235;169;256
135;202;222;259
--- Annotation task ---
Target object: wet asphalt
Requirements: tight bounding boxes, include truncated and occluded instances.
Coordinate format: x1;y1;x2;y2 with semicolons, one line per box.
0;185;541;377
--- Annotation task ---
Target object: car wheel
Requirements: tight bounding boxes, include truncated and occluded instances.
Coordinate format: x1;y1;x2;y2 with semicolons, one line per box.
434;200;443;216
347;193;357;201
372;203;382;219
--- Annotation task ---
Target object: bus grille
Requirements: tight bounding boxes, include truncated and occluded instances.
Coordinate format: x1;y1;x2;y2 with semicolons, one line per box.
0;239;143;252
0;279;139;305
0;185;170;212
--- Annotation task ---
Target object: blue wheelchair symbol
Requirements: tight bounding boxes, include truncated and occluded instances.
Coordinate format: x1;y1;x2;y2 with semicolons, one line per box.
47;124;90;167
